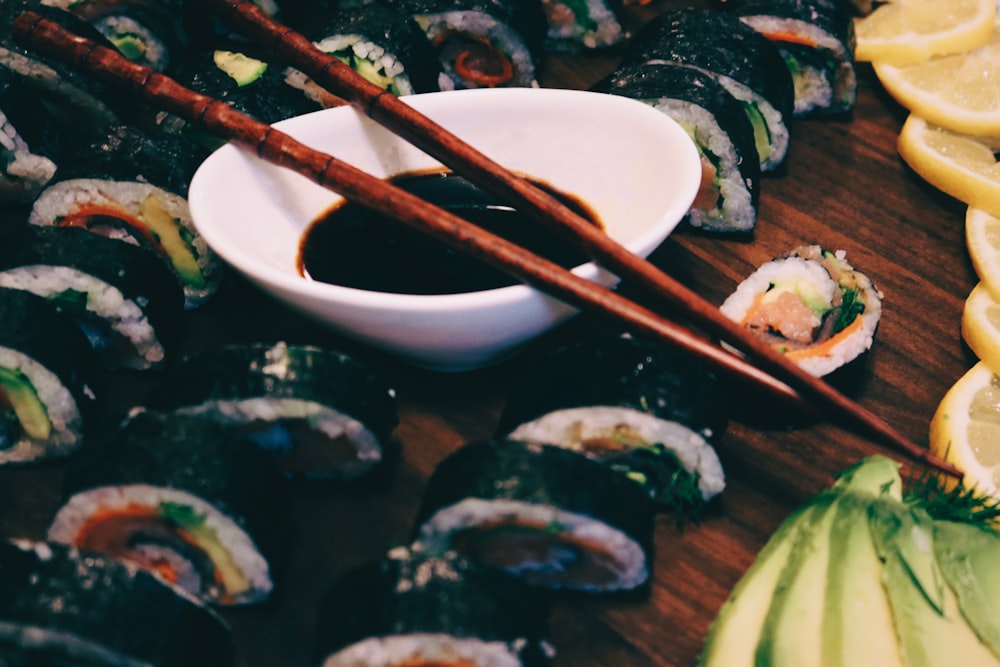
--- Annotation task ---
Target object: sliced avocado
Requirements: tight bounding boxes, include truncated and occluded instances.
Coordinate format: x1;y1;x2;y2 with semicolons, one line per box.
159;501;251;599
831;455;902;497
740;101;771;166
139;194;206;289
110;33;147;62
352;57;394;91
870;504;1000;667
0;366;51;440
934;520;1000;657
823;492;904;667
698;502;816;667
869;499;945;614
754;493;839;667
213;50;268;87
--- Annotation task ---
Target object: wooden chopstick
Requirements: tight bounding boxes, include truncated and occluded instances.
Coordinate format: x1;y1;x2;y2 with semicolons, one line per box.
9;10;960;479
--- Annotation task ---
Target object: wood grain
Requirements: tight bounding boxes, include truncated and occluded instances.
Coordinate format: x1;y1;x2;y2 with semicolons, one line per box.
0;0;980;665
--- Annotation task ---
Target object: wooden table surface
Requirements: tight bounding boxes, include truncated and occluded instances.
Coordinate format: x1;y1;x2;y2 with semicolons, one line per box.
0;1;979;665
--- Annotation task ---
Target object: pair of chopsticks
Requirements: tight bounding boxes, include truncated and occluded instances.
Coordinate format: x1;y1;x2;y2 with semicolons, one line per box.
10;3;959;478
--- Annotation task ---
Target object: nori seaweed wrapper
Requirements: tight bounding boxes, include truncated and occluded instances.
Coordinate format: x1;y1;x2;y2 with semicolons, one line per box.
724;0;856;54
0;225;185;367
143;341;400;480
621;8;795;127
53;123;211;197
497;329;728;438
0;286;100;426
58;408;292;581
413;439;656;591
0;538;234;666
591;62;760;231
314;547;552;666
304;4;444;95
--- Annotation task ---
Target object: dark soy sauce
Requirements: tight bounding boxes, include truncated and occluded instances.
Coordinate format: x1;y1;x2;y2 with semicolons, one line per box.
298;171;602;295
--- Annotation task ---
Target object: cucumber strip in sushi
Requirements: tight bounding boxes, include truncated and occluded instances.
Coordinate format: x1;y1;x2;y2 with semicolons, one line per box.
412;439;656;593
30;124;221;309
0;288;98;465
497;330;726;516
591;62;761;233
719;245;883;378
541;0;624;52
724;0;857;117
0;539;234;666
314;547;553;667
382;0;547;89
285;5;444;101
144;342;399;482
621;8;793;171
47;408;291;607
0;225;184;371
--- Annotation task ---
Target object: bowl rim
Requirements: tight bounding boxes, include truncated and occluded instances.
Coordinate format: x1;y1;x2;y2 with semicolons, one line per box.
190;87;701;313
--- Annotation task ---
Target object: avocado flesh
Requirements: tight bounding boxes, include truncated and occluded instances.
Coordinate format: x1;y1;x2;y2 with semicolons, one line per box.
213;50;268;87
0;366;51;440
934;520;1000;656
868;499;944;614
697;503;813;667
159;502;251;601
741;100;771;166
139;194;206;289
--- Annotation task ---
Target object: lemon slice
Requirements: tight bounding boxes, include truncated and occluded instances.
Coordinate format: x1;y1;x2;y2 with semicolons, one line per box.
855;0;995;66
873;22;1000;135
966;207;1000;299
963;282;1000;373
897;115;1000;218
929;361;1000;497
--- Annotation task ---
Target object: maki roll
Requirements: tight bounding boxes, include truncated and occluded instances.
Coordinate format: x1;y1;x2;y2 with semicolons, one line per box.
497;329;727;517
0;225;185;371
541;0;624;52
284;4;445;102
29;123;222;309
412;439;656;594
719;245;883;378
47;408;291;607
144;342;399;482
0;538;234;665
0;287;98;465
40;0;186;73
314;547;552;666
382;0;547;89
0;104;57;205
621;8;794;171
592;62;761;233
724;0;857;117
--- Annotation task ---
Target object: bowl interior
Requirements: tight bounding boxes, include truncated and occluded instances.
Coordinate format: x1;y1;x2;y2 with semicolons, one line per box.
190;87;700;309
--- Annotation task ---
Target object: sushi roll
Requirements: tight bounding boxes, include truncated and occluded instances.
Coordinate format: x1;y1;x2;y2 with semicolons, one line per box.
0;538;234;666
412;439;656;594
540;0;624;52
724;0;857;117
382;0;547;89
621;8;794;171
0;287;98;465
0;225;185;371
0;103;57;205
497;329;727;517
40;0;186;73
47;408;291;607
143;342;399;482
314;547;552;667
591;62;761;233
719;245;883;378
284;4;445;103
29;123;222;309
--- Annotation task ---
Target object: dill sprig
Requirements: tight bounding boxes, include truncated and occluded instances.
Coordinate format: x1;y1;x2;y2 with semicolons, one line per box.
903;468;1000;527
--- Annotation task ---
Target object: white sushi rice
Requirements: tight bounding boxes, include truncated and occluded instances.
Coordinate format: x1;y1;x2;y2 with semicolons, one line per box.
0;347;85;465
414;11;538;88
47;484;273;605
29;179;220;309
0;112;57;204
321;634;524;667
414;498;648;592
285;34;418;103
720;251;883;377
93;15;172;72
655;99;755;232
541;0;624;50
175;398;383;480
737;17;857;115
0;265;165;370
508;406;726;501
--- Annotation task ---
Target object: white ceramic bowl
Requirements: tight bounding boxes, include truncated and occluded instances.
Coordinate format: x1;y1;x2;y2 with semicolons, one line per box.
189;87;700;371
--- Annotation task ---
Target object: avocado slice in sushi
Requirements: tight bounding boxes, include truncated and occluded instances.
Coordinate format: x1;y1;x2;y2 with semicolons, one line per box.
0;365;51;441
